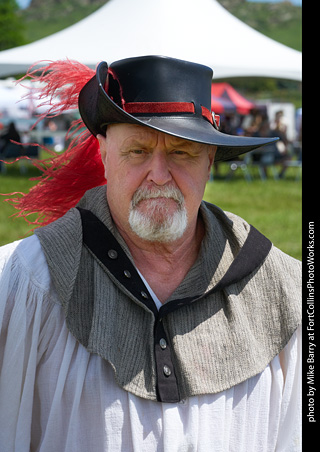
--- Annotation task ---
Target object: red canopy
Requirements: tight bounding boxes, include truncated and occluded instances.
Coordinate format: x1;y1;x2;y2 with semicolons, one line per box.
211;82;255;115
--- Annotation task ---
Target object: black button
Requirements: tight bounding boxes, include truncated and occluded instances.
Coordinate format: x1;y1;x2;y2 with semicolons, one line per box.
108;249;118;259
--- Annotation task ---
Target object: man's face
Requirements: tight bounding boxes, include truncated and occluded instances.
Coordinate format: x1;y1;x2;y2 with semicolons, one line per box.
98;124;216;243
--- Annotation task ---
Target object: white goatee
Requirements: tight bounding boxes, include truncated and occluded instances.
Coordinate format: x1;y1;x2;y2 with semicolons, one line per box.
128;186;188;243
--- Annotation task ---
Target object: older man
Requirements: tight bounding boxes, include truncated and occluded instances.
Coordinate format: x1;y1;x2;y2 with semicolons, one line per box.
0;56;301;451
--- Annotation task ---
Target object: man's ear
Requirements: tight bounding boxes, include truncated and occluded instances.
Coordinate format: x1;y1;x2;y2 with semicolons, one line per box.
207;145;217;178
97;134;107;161
97;134;108;178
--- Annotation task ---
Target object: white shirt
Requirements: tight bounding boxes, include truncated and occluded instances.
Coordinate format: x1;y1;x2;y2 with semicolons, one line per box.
0;235;301;451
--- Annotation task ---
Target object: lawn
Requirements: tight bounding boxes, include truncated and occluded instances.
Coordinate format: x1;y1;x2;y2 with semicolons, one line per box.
0;166;38;246
0;162;302;260
204;168;302;261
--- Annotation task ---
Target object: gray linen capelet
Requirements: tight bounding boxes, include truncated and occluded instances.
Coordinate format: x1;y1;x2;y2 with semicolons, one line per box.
35;186;301;402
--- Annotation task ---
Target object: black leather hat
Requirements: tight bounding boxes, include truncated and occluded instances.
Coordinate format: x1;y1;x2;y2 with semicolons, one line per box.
78;55;277;162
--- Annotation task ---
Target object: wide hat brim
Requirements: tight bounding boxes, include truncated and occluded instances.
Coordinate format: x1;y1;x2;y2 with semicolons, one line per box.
78;60;278;162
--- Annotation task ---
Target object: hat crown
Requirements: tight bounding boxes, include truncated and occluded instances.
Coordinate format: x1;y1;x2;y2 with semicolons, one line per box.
107;55;213;112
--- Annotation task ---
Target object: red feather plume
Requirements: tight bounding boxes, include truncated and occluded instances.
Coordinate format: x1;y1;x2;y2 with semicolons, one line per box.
2;59;106;228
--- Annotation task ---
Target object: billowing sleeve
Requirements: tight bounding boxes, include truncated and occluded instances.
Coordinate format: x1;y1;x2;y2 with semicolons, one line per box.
276;324;302;451
0;237;55;452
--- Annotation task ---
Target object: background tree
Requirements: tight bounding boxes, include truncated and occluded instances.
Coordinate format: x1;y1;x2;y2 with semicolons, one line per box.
0;0;26;51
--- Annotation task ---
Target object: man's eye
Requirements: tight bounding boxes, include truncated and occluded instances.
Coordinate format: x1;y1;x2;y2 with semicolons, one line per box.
130;149;146;155
171;150;188;157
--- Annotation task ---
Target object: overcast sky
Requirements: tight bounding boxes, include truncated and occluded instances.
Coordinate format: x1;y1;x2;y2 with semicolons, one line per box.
247;0;301;4
17;0;31;8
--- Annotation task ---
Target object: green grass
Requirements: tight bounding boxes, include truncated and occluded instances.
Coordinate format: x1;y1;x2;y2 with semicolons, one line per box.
0;162;302;260
204;164;302;260
0;165;40;246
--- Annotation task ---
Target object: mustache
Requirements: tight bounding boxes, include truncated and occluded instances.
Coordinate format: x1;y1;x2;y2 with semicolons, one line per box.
131;185;184;208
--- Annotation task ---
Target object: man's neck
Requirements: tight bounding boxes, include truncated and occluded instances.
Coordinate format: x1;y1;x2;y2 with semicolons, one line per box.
115;216;205;303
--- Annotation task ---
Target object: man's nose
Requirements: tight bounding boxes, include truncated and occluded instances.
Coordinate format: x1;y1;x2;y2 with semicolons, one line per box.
146;151;172;186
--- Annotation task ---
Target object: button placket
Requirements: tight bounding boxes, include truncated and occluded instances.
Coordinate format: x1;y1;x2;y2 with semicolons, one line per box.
104;241;156;312
154;317;180;403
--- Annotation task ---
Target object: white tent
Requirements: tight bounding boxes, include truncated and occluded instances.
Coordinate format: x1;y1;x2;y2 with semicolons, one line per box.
0;0;301;80
0;79;57;116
